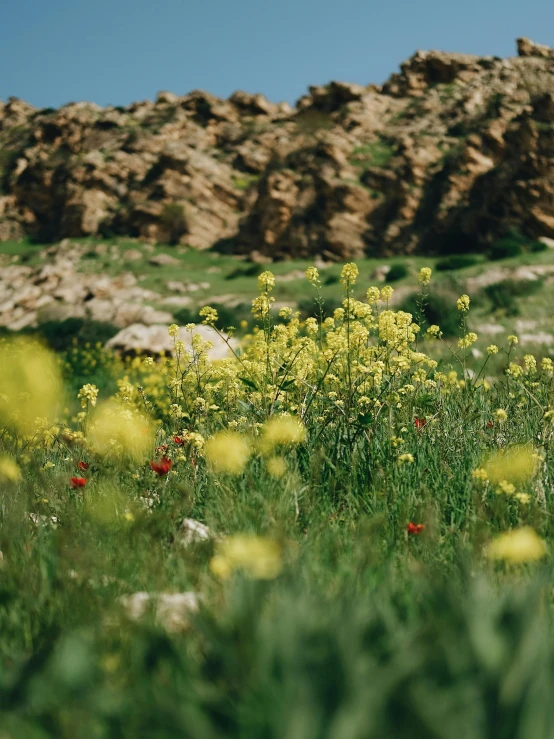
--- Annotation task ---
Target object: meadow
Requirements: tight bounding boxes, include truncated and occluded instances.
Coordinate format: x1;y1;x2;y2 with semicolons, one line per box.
1;261;554;738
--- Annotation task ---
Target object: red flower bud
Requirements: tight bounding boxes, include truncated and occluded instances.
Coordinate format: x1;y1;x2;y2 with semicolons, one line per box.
70;476;87;488
407;522;425;535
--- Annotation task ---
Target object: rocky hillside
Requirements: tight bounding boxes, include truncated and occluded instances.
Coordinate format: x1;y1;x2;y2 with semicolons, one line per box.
3;37;554;260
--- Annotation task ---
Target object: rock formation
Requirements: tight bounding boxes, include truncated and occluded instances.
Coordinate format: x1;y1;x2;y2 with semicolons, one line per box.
2;38;554;259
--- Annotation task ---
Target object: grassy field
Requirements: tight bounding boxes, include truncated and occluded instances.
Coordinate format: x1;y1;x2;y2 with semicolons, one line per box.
1;255;554;737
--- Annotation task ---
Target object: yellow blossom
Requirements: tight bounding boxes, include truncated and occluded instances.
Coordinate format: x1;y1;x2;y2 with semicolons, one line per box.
168;324;179;338
204;431;251;475
0;455;21;482
495;480;516;496
366;286;381;304
494;408;508;423
340;263;359;287
487;527;547;564
257;271;276;291
380;285;394;302
199;306;218;326
456;294;470;312
486;345;499;355
458;332;478;349
0;338;63;433
210;535;282;580
398;453;414;464
87;400;154;463
418;267;432;285
482;445;536;486
266;456;288;479
305;267;320;286
508;335;518;345
259;415;307;455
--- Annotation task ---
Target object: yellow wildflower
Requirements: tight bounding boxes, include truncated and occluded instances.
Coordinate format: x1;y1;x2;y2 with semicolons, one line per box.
0;455;21;482
380;285;394;302
487;527;547;563
340;263;359;287
204;431;251;475
305;267;320;286
418;267;432;285
259;415;306;455
266;456;288;479
456;294;470;312
210;535;282;580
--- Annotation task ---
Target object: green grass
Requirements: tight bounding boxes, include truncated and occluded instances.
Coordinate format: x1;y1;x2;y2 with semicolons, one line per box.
1;259;554;736
349;140;395;169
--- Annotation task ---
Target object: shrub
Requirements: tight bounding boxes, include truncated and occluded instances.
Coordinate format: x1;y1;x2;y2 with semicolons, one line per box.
225;263;262;281
488;240;523;260
174;304;251;332
484;278;543;316
488;229;547;260
29;317;119;352
399;293;460;338
386;264;409;282
160;203;187;245
436;255;480;271
298;296;342;321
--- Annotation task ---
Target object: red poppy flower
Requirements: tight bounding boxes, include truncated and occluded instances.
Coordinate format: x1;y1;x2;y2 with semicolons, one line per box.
173;436;185;446
70;476;87;488
407;522;425;535
414;417;427;429
77;461;89;471
150;457;172;476
156;445;168;454
486;421;494;429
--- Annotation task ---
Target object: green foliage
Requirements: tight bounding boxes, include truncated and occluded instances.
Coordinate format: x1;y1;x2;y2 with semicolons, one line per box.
22;317;119;353
350;140;395;169
294;109;335;135
160;203;187;245
386;263;409;282
484;278;543;316
488;229;546;261
232;174;260;191
174;303;251;332
399;292;461;337
436;255;481;271
297;295;342;320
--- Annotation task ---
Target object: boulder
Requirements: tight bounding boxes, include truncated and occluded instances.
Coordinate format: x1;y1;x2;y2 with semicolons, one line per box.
104;323;237;359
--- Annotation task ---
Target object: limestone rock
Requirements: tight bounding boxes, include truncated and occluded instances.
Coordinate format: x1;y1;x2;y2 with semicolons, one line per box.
2;38;554;258
104;323;237;359
179;518;213;547
517;37;554;59
120;591;201;632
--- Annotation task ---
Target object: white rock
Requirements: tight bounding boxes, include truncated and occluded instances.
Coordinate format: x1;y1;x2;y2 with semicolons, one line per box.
119;591;201;632
149;253;180;267
105;323;237;359
179;518;213;547
520;332;554;346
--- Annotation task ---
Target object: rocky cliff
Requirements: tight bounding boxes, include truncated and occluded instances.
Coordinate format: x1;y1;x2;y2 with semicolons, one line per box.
2;37;554;260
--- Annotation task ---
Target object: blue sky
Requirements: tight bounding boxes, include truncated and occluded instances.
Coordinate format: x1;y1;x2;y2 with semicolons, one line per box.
1;0;553;109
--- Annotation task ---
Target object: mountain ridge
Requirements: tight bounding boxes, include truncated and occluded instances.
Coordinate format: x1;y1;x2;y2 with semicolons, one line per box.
2;37;554;260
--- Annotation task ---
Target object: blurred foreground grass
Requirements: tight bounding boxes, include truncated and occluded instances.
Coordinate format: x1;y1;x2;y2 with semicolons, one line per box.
0;262;553;738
